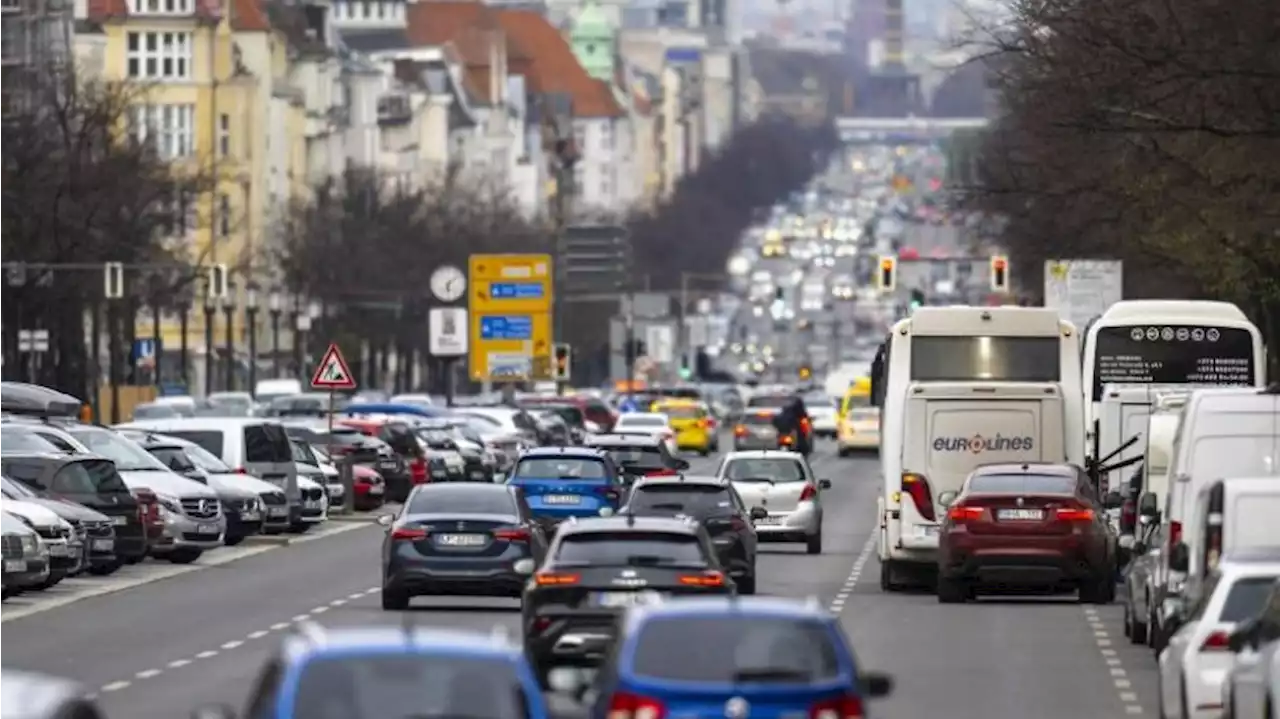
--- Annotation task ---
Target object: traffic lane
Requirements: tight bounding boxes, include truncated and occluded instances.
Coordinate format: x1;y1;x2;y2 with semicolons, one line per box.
844;564;1154;718
1089;600;1163;714
3;521;388;690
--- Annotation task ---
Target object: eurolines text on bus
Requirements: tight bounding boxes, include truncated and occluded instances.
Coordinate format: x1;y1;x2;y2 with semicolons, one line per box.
932;434;1035;454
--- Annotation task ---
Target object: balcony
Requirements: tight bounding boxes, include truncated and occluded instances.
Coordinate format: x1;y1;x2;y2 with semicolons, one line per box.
377;92;412;125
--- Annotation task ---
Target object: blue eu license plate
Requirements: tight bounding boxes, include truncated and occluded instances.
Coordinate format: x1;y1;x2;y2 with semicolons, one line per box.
543;494;581;505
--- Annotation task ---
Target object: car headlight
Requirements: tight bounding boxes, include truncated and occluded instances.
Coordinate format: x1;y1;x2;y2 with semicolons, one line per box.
20;535;38;553
156;494;182;513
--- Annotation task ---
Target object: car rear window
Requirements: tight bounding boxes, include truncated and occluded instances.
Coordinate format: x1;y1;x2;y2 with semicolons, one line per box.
555;531;707;566
740;413;777;426
514;458;608;480
1220;576;1280;622
53;459;129;493
619;416;666;428
967;474;1077;495
293;655;530;719
599;446;665;470
630;616;842;682
407;487;515;515
628;485;733;516
747;395;791;408
723;458;805;483
660;405;703;419
164;430;225;457
245;424;293;463
533;405;585;427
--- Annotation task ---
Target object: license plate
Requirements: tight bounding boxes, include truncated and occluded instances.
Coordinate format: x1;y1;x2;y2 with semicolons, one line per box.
542;494;581;505
112;516;129;526
268;507;288;517
470;471;486;479
4;559;25;573
596;591;665;608
379;460;399;470
916;525;940;537
997;509;1044;521
435;533;487;547
241;511;260;521
197;523;220;535
754;515;782;525
304;500;321;509
48;543;71;556
369;486;384;495
92;539;114;551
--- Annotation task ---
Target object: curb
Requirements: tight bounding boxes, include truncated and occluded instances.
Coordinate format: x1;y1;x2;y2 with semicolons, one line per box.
241;534;295;546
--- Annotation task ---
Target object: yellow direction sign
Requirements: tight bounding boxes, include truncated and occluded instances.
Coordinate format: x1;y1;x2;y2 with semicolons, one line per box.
469;254;554;380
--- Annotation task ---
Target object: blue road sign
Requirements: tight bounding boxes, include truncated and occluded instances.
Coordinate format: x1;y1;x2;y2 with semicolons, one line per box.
479;315;533;341
489;282;546;300
132;339;158;361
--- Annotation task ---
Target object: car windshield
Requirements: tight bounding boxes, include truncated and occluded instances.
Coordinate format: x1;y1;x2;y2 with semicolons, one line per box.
600;447;664;470
131;403;182;419
618;416;666;428
628;485;734;516
723;458;805;483
967;474;1076;494
530;405;584;427
747;395;792;408
1;476;38;498
289;439;318;465
554;531;707;567
1221;576;1280;622
66;428;168;472
291;654;530;719
406;487;515;515
179;442;233;473
0;430;60;453
659;405;702;420
53;459;130;493
513;458;608;480
147;446;199;473
631;616;841;683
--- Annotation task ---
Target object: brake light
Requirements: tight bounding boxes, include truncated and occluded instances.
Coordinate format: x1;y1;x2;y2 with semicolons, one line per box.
800;484;817;501
391;527;428;540
535;572;580;586
780;434;795;445
809;693;865;719
531;616;552;634
900;473;936;522
730;515;748;531
800;418;811;433
1200;630;1231;652
1054;508;1094;522
678;570;725;587
734;425;748;437
494;528;530;542
1205;514;1223;571
607;691;668;719
595;486;622;502
947;505;983;522
1168;520;1182;551
234;467;247;474
647;468;678;477
410;457;428;484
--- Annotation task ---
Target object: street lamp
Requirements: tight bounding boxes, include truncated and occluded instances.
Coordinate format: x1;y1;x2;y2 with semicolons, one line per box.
203;290;216;396
246;286;259;393
222;288;236;392
294;298;313;379
268;291;282;377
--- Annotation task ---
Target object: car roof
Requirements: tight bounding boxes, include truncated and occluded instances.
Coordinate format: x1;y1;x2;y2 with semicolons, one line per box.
0;450;109;468
585;434;663;447
618;412;666;419
722;450;805;461
558;514;699;535
119;417;281;430
970;462;1079;477
518;446;610;460
281;625;524;661
624;596;834;628
632;474;725;488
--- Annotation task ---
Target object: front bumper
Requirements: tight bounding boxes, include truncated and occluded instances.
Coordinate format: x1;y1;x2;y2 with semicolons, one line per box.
152;511;226;551
3;555;51;588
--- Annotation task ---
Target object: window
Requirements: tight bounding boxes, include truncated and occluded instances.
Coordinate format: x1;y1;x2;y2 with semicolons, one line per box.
598;446;665;471
292;655;525;719
218;113;231;156
631;616;841;682
0;430;59;453
722;458;806;483
600;173;612;198
1220;577;1280;623
52;461;128;493
601;121;613;150
628;484;734;516
967;473;1076;495
126;32;192;80
554;531;707;566
244;425;293;463
129;0;192;14
513;458;607;480
163;430;225;458
130;104;195;159
164;185;195;237
407;486;516;515
146;447;198;473
219;193;231;236
573;164;584;196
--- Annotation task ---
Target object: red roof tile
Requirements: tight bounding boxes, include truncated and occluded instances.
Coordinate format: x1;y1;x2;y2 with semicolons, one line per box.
87;0;268;29
493;8;622;118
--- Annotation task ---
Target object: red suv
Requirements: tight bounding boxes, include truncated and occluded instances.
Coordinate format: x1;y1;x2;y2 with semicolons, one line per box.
936;463;1121;604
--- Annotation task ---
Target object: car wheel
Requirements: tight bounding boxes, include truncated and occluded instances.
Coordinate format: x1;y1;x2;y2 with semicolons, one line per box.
737;572;757;595
224;535;245;547
123;554;144;565
806;531;823;555
837;447;852;458
166;548;202;564
880;560;900;592
1130;606;1149;645
87;560;122;576
289;522;313;534
381;588;410;611
1123;603;1133;638
937;575;967;604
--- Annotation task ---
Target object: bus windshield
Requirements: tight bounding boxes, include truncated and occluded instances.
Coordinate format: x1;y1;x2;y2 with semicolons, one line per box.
1090;325;1256;401
910;336;1061;382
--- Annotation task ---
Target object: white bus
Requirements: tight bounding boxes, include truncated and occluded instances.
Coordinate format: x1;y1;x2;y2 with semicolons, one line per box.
1082;300;1264;427
872;306;1086;591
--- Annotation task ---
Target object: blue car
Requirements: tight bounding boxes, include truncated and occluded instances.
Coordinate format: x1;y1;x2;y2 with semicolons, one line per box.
588;597;893;719
191;625;551;719
507;447;627;525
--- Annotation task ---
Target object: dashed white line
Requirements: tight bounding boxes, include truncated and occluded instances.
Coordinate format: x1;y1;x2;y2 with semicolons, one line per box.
270;622;290;631
195;650;219;660
167;659;191;669
221;640;243;650
1083;606;1144;714
248;630;270;640
135;669;162;680
828;534;878;614
100;681;131;693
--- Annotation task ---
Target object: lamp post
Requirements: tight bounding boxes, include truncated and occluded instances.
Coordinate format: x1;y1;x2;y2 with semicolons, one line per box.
268;291;282;377
203;291;216;396
222;289;236;392
246;286;259;393
294;298;312;380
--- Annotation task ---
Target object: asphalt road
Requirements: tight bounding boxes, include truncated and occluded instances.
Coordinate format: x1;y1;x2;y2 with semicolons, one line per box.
4;443;1161;718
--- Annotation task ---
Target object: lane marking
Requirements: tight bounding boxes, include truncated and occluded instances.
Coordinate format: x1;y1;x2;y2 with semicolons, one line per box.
248;630;270;640
195;650;219;659
1083;606;1144;714
167;659;191;669
828;533;878;614
135;669;162;680
221;640;243;650
100;681;130;693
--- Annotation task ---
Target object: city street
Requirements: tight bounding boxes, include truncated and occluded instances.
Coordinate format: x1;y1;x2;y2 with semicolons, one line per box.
3;443;1161;718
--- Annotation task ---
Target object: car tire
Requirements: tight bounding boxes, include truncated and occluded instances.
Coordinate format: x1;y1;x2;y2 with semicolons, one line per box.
166;548;202;564
806;531;823;555
289;522;313;534
837;447;852;458
737;573;757;595
880;560;901;592
224;535;245;547
1128;605;1149;644
87;560;122;576
381;589;410;611
1080;575;1113;605
123;554;144;565
937;575;967;604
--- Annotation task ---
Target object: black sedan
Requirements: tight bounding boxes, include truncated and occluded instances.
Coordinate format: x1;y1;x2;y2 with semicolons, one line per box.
520;514;734;674
379;483;548;610
621;475;763;594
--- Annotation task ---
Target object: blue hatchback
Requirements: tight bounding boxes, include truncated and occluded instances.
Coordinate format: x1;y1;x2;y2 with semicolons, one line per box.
193;625;551;719
588;597;893;719
508;447;626;523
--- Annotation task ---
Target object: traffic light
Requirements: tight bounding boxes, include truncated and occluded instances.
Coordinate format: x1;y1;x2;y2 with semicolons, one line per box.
990;255;1010;293
877;256;897;293
798;365;812;381
909;288;926;311
553;343;572;381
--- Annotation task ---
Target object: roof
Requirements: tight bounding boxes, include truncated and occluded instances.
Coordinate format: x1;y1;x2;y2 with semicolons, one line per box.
626;596;833;625
494;8;623;118
281;625;523;659
558;514;699;535
86;0;267;28
1218;547;1280;566
632;474;725;488
584;434;663;447
117;417;281;430
518;446;610;459
722;450;806;461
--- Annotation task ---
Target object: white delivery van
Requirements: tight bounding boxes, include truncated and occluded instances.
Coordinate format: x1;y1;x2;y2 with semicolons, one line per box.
1179;477;1280;583
1098;384;1195;493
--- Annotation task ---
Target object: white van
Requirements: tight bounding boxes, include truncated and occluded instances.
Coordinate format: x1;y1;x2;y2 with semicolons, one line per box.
1098;384;1193;493
1177;477;1280;584
879;381;1067;589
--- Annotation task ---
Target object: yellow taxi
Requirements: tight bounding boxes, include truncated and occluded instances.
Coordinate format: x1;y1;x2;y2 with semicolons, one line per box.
836;377;880;456
651;399;717;456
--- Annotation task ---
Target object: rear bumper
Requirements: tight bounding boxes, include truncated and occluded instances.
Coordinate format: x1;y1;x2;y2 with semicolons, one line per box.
755;505;820;539
939;541;1105;585
386;560;526;597
524;608;621;664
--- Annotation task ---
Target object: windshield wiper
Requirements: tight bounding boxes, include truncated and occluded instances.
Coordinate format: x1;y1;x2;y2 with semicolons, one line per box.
732;667;814;682
646;502;687;511
731;477;776;484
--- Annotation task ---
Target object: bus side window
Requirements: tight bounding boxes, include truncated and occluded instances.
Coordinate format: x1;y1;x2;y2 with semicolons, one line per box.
870;340;888;407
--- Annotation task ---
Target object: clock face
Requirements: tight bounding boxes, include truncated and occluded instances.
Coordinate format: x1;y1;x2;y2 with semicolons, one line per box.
430;266;466;302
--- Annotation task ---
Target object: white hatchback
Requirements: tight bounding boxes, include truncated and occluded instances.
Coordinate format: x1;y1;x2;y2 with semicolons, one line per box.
714;450;829;555
612;413;676;455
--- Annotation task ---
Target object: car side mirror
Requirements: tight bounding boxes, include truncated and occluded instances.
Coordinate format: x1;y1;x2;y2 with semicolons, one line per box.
513;558;536;576
190;704;237;719
375;514;394;527
1132;540;1148;555
819;479;832;490
937;491;958;508
1169;542;1190;572
750;506;768;521
1102;491;1124;510
1138;492;1159;517
861;672;894;698
1138;513;1157;526
674;458;690;471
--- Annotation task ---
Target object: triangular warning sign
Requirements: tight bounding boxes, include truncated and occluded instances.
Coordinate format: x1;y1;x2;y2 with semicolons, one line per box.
310;343;357;390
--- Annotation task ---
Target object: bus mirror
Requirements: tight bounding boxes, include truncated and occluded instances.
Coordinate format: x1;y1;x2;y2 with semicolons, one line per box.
1138;492;1159;517
1169;542;1190;572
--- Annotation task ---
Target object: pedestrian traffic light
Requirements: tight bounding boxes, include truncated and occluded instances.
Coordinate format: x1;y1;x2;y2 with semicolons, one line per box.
553;343;572;381
877;256;897;293
990;255;1010;293
909;288;926;311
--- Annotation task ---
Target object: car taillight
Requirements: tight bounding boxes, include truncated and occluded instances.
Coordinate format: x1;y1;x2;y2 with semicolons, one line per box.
800;484;817;501
809;693;865;719
608;691;668;719
1168;520;1182;553
780;434;795;445
800;418;811;433
647;468;678;477
595;486;622;502
678;570;725;587
233;467;248;474
734;425;748;437
730;515;748;530
1200;630;1231;652
1120;499;1136;529
947;505;983;522
410;457;427;484
900;472;936;522
1205;511;1223;571
534;571;580;586
1054;508;1094;522
531;616;552;634
391;527;428;540
494;528;529;542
